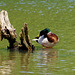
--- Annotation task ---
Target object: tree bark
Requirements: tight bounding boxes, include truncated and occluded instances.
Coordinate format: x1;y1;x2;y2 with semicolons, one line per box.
0;10;35;51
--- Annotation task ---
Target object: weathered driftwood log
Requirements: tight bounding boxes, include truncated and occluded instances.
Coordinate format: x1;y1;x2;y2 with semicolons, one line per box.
0;10;35;51
0;10;17;49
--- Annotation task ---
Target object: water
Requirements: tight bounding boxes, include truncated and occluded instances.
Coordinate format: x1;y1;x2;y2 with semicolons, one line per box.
0;0;75;75
0;49;57;75
0;48;75;75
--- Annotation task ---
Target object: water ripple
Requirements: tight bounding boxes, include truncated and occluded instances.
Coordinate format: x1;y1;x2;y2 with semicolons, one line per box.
68;6;74;8
0;2;6;6
20;71;34;73
36;66;43;67
39;10;42;13
40;1;46;3
37;63;46;66
48;7;51;10
68;0;74;2
0;66;3;68
60;60;66;61
72;69;75;71
68;50;75;52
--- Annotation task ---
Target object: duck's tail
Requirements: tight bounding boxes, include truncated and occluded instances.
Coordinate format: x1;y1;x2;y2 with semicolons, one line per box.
32;36;39;42
32;39;38;43
32;39;38;41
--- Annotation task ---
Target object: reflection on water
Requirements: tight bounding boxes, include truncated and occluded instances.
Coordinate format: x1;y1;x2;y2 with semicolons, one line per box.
38;48;57;65
20;51;34;74
0;51;16;75
35;48;58;75
0;48;58;75
0;48;74;75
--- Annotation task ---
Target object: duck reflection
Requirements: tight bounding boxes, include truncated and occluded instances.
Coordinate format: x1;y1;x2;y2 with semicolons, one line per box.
42;48;58;64
37;48;58;74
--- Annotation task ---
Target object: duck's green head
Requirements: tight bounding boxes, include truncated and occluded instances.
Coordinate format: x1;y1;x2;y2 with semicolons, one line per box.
46;28;51;33
39;28;51;37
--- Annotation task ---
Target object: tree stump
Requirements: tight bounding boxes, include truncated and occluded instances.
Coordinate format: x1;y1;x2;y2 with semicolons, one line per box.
0;10;35;51
19;23;35;51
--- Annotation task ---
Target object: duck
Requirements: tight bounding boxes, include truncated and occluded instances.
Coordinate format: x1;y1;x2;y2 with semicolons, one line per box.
33;28;59;48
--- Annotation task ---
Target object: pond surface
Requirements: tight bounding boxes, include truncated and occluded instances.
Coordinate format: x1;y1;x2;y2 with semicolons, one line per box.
0;0;75;75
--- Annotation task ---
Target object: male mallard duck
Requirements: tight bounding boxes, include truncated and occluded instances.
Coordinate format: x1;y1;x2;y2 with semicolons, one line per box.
33;28;59;48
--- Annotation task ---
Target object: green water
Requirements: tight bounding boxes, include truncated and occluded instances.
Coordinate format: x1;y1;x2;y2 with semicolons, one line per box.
0;0;75;75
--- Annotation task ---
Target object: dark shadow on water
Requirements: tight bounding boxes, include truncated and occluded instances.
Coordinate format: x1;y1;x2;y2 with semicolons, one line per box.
7;48;35;54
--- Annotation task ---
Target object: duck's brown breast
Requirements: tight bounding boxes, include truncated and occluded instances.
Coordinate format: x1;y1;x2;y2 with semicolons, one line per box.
47;32;59;43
